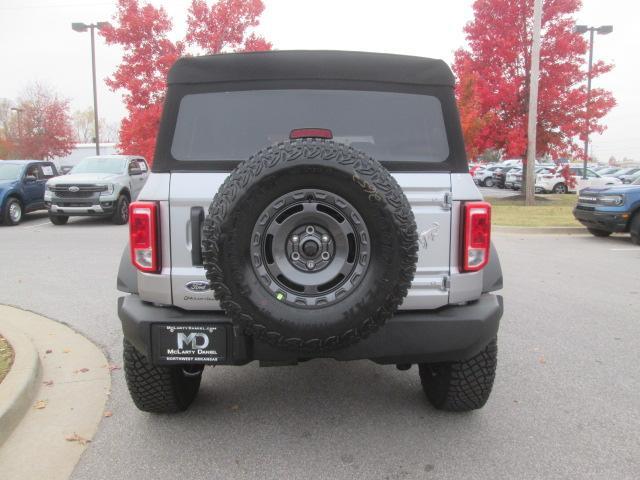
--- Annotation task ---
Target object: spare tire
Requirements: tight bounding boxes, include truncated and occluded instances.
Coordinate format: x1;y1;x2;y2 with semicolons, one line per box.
202;139;418;353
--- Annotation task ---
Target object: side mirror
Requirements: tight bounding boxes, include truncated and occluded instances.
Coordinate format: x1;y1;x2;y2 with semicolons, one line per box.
24;175;37;183
129;166;143;176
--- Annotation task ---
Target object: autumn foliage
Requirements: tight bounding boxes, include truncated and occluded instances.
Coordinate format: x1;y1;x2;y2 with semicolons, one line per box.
0;84;75;160
454;0;616;160
101;0;271;164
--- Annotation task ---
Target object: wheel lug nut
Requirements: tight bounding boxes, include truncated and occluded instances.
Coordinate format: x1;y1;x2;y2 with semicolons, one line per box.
306;226;315;234
322;235;329;243
292;235;299;243
291;252;300;260
307;261;315;270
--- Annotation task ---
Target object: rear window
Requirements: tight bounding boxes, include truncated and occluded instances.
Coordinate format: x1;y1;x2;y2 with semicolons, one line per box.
170;89;449;164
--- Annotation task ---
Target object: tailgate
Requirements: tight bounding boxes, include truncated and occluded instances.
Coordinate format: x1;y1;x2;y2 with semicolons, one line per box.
169;172;451;311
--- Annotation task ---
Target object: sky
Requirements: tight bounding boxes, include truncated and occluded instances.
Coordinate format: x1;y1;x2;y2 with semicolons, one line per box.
0;0;638;161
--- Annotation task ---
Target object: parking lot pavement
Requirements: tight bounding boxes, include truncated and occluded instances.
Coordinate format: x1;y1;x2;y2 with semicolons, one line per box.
479;186;520;198
0;223;639;480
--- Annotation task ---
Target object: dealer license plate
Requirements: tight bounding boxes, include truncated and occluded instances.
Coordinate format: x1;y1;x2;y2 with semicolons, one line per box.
152;324;228;365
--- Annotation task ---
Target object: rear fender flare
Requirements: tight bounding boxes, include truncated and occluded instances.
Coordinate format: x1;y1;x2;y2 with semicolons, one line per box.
483;242;503;293
117;244;138;294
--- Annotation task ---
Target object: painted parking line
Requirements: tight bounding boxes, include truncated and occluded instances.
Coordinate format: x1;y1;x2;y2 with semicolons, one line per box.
22;221;51;228
609;248;639;252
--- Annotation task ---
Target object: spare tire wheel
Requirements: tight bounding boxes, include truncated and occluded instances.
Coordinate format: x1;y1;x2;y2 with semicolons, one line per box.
202;139;418;352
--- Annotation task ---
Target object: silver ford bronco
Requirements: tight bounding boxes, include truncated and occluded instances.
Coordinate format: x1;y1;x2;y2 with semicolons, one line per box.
117;51;503;414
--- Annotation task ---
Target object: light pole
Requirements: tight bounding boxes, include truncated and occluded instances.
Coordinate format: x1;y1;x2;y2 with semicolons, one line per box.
10;107;24;157
72;21;110;156
574;24;613;179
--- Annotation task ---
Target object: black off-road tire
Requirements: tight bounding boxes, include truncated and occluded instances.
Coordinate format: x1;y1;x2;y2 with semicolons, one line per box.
630;213;640;245
418;338;497;412
112;194;130;225
49;215;69;225
123;339;201;413
202;139;418;353
587;228;612;237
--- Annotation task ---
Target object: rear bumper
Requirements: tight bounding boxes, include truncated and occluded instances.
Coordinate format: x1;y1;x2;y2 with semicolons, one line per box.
573;207;629;233
118;294;503;365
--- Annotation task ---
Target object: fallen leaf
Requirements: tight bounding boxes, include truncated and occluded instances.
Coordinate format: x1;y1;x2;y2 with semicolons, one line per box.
104;411;113;418
62;349;71;354
43;380;54;387
65;433;91;445
34;400;48;409
538;356;546;364
45;349;53;354
74;368;90;374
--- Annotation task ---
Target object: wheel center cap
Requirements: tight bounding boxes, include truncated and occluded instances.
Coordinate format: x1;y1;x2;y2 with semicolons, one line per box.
302;240;319;257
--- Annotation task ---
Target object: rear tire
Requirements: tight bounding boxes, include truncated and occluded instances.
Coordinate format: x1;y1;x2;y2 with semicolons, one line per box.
123;339;202;413
49;215;69;225
419;338;497;412
112;194;130;225
587;228;612;237
552;183;568;194
630;213;640;245
483;178;495;188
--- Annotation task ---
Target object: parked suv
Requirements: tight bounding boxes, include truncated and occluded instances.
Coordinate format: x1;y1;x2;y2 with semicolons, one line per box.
117;51;504;414
0;160;59;226
45;155;148;225
573;176;640;244
536;165;621;194
473;164;502;187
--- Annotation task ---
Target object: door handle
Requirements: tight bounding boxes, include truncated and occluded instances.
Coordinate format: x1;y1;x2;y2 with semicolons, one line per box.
190;206;205;266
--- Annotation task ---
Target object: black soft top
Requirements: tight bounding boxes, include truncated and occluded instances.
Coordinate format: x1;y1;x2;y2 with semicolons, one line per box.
167;50;455;87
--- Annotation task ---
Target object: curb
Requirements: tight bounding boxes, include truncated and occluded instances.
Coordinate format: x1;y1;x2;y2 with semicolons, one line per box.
493;225;587;235
0;324;42;447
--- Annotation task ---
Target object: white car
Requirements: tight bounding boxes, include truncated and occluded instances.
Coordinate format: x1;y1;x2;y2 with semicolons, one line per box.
506;166;555;190
536;166;622;194
473;165;503;187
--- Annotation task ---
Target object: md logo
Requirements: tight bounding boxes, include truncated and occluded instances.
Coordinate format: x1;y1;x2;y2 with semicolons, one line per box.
177;332;210;349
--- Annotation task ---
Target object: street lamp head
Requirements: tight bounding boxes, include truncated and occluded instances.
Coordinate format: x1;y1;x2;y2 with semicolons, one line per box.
574;25;589;34
96;21;111;30
72;22;88;32
597;25;613;35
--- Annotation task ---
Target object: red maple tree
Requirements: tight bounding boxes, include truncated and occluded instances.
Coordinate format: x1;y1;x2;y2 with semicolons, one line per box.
102;0;271;164
9;84;75;160
454;0;616;161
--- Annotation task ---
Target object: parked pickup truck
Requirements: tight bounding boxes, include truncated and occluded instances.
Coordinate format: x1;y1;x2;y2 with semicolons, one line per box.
573;176;640;244
0;160;59;226
45;155;149;225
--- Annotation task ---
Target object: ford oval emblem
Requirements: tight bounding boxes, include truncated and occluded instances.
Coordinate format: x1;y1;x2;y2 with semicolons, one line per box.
185;281;210;292
69;186;80;192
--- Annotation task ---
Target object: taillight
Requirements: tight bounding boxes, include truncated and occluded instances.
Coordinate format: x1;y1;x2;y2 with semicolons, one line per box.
461;201;491;272
129;201;160;273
